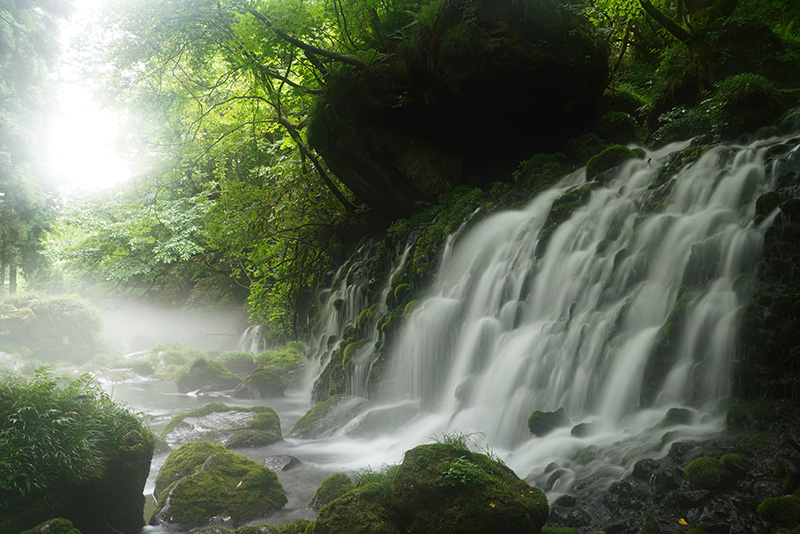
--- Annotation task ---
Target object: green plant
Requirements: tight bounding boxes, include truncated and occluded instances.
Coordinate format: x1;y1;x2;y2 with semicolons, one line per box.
441;456;493;486
0;370;151;506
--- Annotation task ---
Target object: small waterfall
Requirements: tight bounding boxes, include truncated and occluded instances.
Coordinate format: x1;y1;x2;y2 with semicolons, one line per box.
375;137;784;489
299;134;797;497
237;324;266;354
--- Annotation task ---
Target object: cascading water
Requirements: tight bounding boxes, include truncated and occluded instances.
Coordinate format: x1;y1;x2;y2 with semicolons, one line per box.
301;134;796;498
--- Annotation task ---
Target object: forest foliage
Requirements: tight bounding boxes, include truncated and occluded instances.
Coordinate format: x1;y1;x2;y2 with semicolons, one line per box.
12;0;800;339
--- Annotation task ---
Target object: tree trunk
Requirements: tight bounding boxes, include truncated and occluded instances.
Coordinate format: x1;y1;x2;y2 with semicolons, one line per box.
9;263;16;294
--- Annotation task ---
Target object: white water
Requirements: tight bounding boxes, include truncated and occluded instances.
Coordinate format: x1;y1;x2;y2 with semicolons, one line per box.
298;136;793;497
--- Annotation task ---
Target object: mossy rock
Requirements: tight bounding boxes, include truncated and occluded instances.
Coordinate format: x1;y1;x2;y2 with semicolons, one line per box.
527;408;570;437
289;395;367;439
176;359;242;393
154;441;228;500
151;446;287;531
757;495;800;528
253;341;306;385
160;403;282;448
232;368;285;399
586;144;643;181
217;351;258;377
311;482;401;534
309;473;354;511
683;454;745;491
660;407;694;427
19;518;83;534
391;443;549;534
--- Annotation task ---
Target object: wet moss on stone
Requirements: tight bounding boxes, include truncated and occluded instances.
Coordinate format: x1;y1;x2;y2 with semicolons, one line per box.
757;495;800;528
19;518;83;534
310;473;354;511
151;447;286;530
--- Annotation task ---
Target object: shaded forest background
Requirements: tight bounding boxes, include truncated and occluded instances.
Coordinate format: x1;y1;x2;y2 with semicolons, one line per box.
2;0;800;339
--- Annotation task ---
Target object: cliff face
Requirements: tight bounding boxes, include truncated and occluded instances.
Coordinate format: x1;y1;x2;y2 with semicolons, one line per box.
308;0;608;220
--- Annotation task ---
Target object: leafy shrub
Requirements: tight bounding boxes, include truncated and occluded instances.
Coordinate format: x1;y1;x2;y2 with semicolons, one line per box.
709;73;786;137
0;370;151;505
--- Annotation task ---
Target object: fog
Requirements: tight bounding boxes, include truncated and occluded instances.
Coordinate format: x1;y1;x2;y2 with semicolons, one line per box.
98;301;251;355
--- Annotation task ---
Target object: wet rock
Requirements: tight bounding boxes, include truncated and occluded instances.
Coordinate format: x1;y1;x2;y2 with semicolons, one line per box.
309;472;354;512
632;458;660;481
231;368;285;399
176;359;242;393
151;443;286;531
161;402;282;448
527;407;571;437
289;395;368;439
18;518;82;534
264;455;302;472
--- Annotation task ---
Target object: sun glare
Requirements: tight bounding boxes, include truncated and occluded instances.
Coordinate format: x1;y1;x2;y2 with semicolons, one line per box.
47;0;132;194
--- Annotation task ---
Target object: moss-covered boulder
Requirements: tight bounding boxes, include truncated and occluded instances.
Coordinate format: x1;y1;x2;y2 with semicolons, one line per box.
161;403;282;449
585;145;643;181
289;394;368;438
390;443;548;534
683;454;745;491
756;495;800;528
527;408;571;437
154;441;228;500
254;341;306;386
309;472;354;511
151;443;287;531
311;482;401;534
176;359;243;393
232;368;285;399
19;518;83;534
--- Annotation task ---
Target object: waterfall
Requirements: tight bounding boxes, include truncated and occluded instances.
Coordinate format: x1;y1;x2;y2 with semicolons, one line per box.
237;324;266;353
301;134;796;497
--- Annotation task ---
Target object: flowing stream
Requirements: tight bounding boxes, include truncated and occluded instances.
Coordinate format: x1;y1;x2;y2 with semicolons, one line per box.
103;134;800;532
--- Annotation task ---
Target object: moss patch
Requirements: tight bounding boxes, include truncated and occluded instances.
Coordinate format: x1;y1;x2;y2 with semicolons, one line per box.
152;446;287;530
310;472;354;511
757;495;800;528
19;518;83;534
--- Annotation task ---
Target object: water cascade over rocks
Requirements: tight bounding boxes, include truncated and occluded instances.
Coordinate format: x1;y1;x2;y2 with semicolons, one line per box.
301;135;796;499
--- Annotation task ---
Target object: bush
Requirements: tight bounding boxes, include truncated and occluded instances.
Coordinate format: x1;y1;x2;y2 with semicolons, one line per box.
709;73;786;137
0;371;153;532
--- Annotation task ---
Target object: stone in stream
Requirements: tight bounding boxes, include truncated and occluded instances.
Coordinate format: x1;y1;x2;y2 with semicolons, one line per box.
264;455;302;472
160;402;282;449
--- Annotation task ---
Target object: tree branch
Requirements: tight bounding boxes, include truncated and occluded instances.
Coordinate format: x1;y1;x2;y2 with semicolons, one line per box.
243;6;364;67
639;0;692;44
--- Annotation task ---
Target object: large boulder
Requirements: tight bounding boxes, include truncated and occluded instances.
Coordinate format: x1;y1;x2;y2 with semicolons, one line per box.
311;442;549;534
232;368;285;399
176;359;243;393
161;402;283;449
308;0;608;219
150;442;287;531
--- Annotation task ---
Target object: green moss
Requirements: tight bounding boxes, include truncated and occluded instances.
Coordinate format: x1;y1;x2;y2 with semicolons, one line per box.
160;404;280;446
290;394;348;437
176;359;243;393
235;368;284;398
253;341;306;383
757;495;800;527
19;518;83;534
391;444;548;534
527;408;570;436
231;520;310;534
154;441;228;499
683;455;742;490
312;482;400;534
249;407;281;434
152;447;287;530
310;473;354;510
216;351;257;377
586;144;643;181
